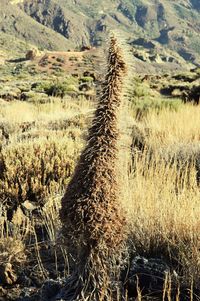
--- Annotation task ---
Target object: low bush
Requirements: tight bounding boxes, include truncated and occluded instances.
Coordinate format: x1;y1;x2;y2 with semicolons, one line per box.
132;96;181;120
33;77;78;98
0;139;78;210
44;82;68;98
79;76;94;83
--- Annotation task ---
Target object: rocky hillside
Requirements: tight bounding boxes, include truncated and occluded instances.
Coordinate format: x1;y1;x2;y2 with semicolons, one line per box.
0;0;73;55
1;0;200;65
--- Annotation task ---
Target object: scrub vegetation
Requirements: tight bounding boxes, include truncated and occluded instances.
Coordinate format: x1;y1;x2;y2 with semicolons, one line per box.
0;35;200;300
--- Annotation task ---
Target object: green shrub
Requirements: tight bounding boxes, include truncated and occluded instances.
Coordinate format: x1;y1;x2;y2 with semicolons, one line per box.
132;96;182;120
80;76;94;83
44;82;68;98
56;57;65;63
34;77;79;97
133;84;149;98
69;56;78;61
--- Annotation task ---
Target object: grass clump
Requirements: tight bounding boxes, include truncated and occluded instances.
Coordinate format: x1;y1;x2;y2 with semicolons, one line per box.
125;152;200;288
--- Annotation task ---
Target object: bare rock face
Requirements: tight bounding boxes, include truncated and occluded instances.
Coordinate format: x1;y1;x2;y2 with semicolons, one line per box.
156;26;175;45
135;3;168;31
0;263;17;285
135;5;150;28
19;0;90;46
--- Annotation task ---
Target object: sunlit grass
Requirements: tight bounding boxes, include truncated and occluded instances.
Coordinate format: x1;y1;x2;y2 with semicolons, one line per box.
0;96;94;124
1;94;200;297
144;104;200;147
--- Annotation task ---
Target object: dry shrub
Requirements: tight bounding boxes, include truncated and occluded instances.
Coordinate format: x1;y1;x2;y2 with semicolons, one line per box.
0;237;26;265
0;208;29;286
0;139;76;211
0;237;26;285
60;36;128;300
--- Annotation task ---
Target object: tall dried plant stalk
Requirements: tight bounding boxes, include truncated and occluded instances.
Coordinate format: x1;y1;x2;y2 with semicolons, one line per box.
60;35;128;300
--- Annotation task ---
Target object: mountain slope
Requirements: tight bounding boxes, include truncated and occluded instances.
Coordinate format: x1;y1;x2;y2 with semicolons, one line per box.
1;0;200;65
0;0;73;54
17;0;200;63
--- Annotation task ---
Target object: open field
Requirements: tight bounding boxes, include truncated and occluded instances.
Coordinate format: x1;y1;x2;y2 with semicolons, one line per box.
0;94;200;300
0;43;200;300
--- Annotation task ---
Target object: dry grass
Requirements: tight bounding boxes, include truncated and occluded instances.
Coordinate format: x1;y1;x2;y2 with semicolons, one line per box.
143;104;200;147
0;97;93;126
0;79;200;299
123;103;200;295
124;152;200;262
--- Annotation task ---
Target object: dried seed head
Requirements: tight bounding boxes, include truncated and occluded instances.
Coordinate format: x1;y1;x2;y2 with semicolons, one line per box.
60;34;128;300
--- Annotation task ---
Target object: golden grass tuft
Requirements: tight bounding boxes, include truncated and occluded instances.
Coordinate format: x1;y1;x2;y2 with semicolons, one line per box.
144;104;200;147
123;151;200;286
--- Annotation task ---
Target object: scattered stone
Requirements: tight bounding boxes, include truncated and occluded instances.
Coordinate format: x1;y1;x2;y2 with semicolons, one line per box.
11;287;40;301
79;83;91;91
21;200;40;218
0;285;7;296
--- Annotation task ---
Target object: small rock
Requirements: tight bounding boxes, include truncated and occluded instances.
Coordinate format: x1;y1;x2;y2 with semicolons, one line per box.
14;287;40;301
